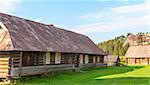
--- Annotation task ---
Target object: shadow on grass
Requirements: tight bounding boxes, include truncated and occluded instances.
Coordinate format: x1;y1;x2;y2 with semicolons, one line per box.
15;66;146;85
128;66;145;69
89;66;144;77
95;77;150;85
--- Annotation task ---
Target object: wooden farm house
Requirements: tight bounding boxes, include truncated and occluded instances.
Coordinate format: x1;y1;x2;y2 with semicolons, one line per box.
125;45;150;65
0;13;106;80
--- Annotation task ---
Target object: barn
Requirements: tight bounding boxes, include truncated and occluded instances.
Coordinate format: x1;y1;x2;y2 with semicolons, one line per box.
125;45;150;65
0;13;106;80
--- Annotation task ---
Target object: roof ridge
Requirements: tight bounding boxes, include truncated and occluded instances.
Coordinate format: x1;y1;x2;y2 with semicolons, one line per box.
0;12;88;38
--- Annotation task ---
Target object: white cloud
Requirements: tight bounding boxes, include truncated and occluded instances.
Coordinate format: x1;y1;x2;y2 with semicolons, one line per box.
74;2;150;34
35;18;43;22
73;15;149;33
0;0;20;13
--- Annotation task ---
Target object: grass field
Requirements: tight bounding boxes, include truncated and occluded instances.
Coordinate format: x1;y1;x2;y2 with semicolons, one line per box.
16;66;150;85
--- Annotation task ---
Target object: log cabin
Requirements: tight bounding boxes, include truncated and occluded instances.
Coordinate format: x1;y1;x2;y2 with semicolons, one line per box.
125;45;150;65
0;13;107;80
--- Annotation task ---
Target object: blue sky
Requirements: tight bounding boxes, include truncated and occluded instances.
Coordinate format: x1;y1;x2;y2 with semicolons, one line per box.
0;0;149;43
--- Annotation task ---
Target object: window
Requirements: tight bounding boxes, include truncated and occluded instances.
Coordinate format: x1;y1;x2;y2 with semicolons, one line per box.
95;56;98;63
135;58;140;64
68;54;74;64
61;54;65;64
88;55;93;63
99;56;104;63
22;52;44;66
50;52;55;64
61;54;68;64
61;53;74;64
22;53;34;66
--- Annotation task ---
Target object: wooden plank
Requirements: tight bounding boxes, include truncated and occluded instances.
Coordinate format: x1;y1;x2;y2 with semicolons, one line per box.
0;72;8;74
0;62;9;64
0;58;9;61
13;64;19;67
0;60;9;62
13;58;20;61
0;71;8;73
0;71;9;75
0;74;8;78
0;69;9;72
0;64;9;66
0;72;9;74
0;66;9;68
0;74;8;76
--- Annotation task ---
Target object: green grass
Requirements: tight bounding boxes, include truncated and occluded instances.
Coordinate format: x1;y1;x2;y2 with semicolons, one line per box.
16;66;150;85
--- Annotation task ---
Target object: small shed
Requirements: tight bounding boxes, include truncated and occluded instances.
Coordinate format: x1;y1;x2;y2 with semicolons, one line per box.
125;45;150;65
104;55;120;66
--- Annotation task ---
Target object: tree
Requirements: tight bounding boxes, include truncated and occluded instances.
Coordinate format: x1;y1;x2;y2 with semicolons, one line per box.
97;32;148;56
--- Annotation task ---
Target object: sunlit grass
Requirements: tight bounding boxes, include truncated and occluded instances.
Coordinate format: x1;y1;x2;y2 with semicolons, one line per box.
96;66;150;80
15;66;150;85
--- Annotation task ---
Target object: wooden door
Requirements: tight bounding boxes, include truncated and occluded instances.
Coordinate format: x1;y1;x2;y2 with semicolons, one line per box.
135;58;140;64
22;53;34;66
74;55;79;67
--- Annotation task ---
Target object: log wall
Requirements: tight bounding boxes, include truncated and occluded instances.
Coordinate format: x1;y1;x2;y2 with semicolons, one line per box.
96;63;107;67
10;64;74;78
0;58;9;78
0;52;20;78
79;63;107;69
126;58;150;65
79;63;96;69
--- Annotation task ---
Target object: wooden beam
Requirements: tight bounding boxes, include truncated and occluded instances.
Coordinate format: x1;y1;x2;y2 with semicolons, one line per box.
10;64;74;77
19;52;23;78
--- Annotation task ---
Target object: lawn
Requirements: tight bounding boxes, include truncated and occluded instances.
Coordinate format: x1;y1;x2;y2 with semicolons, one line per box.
16;66;150;85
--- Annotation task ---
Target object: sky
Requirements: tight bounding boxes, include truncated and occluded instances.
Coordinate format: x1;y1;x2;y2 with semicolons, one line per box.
0;0;149;43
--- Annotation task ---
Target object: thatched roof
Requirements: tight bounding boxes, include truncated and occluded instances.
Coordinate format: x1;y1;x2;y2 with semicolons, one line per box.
123;34;150;46
0;13;106;55
125;45;150;58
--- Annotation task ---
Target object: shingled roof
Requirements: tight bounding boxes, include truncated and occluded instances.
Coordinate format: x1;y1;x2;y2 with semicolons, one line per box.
125;45;150;58
104;55;120;63
0;13;106;55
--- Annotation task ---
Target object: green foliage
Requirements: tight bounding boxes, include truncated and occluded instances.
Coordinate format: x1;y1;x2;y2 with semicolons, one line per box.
97;34;129;56
119;56;125;65
148;43;150;45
